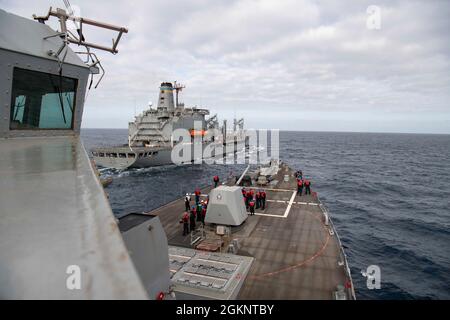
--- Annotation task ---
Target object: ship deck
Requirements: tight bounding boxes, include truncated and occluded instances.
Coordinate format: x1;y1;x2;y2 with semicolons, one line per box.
91;145;169;153
146;163;353;300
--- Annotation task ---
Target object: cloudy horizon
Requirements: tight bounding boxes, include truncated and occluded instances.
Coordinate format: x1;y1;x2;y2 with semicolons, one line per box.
1;0;449;134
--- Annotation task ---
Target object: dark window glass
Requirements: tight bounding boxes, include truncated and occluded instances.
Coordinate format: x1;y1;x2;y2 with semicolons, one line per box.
10;68;77;130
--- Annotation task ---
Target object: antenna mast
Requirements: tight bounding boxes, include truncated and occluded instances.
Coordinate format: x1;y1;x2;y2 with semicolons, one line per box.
33;7;128;54
33;6;128;89
173;81;186;108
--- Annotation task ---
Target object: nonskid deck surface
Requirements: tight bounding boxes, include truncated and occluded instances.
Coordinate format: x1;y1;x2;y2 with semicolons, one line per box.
147;164;349;299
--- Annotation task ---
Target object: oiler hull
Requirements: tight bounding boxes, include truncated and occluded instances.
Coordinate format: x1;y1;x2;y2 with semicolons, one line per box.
92;140;247;170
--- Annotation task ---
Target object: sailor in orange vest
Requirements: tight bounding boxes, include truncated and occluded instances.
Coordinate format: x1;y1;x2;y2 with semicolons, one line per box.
249;189;254;206
249;199;255;216
261;190;266;209
245;190;251;210
194;188;201;204
304;179;311;195
213;175;219;188
297;179;303;196
181;211;189;236
255;191;261;209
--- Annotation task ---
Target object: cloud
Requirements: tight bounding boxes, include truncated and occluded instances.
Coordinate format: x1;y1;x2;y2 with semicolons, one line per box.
1;0;449;133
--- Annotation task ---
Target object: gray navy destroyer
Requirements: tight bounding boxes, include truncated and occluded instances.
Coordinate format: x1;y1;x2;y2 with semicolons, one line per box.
92;82;246;169
0;6;355;300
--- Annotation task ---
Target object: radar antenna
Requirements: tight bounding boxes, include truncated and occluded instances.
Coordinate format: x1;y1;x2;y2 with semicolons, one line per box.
234;118;244;131
173;81;186;108
33;6;128;88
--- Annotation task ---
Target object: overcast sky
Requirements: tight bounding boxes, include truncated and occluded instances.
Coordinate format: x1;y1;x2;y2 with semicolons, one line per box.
2;0;449;133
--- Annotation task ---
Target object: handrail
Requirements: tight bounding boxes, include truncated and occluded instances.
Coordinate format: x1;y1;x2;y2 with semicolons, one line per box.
317;195;356;300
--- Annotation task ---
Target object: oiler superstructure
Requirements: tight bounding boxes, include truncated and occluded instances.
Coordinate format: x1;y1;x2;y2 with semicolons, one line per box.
92;82;246;169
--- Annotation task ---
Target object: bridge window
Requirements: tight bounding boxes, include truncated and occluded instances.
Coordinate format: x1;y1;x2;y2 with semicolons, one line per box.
128;153;135;158
10;68;77;130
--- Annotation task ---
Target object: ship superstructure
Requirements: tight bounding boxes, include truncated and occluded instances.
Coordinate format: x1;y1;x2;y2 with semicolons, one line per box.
92;82;246;169
128;82;217;148
0;7;171;299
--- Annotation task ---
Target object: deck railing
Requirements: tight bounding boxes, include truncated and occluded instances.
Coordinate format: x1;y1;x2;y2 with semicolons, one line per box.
317;196;357;300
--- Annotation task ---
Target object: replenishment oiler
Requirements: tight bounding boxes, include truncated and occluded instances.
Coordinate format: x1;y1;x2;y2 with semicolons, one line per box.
91;82;247;170
0;6;355;300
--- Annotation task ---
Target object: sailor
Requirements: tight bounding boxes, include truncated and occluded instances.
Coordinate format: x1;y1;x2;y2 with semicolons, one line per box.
184;193;191;211
245;190;251;210
255;191;261;209
249;199;255;216
297;179;303;196
248;189;254;208
201;206;207;225
190;207;196;231
304;179;311;195
261;190;266;210
299;170;303;180
197;201;203;222
194;188;201;204
213;175;220;188
181;211;190;236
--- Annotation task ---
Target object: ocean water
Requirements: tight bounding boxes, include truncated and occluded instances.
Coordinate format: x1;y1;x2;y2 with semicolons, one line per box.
81;129;450;300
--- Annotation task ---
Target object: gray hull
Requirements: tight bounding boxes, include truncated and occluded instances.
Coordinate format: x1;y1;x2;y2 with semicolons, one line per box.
93;140;247;170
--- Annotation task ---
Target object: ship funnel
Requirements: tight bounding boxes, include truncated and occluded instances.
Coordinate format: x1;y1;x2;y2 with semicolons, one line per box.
157;82;175;111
